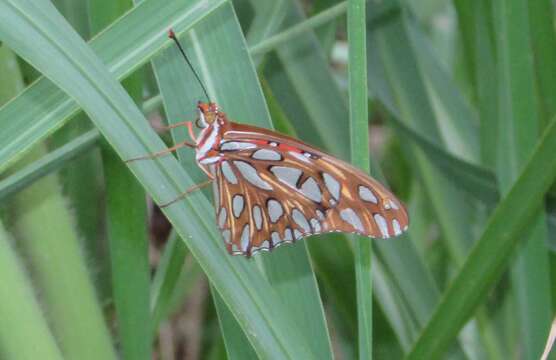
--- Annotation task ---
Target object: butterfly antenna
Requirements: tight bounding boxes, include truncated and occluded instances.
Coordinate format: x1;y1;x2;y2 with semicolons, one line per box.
168;29;211;103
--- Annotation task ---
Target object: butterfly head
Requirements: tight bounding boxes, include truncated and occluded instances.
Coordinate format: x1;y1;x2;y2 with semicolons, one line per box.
197;101;223;128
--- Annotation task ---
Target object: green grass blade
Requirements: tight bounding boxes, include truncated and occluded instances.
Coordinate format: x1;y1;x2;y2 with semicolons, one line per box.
152;3;333;357
406;115;556;359
150;231;195;329
8;146;118;360
250;1;346;55
91;2;152;357
0;1;322;357
0;130;98;201
149;6;260;356
405;21;480;163
462;1;499;169
0;0;226;174
493;0;552;357
0;223;64;360
103;142;151;359
347;0;372;358
386;114;499;204
212;289;259;360
527;0;556;124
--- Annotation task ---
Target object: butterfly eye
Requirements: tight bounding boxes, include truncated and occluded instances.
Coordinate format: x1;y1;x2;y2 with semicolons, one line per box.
195;118;203;128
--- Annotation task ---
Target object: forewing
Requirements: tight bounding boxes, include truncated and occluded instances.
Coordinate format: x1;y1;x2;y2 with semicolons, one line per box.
212;134;408;257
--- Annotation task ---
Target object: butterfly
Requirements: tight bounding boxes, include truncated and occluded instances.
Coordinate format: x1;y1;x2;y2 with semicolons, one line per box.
137;100;409;257
131;30;409;257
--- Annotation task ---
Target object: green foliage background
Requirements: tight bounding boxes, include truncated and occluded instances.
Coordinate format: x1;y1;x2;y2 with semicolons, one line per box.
0;0;555;359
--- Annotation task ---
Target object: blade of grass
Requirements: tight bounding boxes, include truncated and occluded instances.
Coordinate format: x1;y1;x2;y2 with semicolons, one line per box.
91;2;152;357
405;20;480;163
348;0;372;358
149;6;259;356
212;291;259;360
406;115;556;359
493;0;552;357
152;3;333;357
103;140;151;359
468;1;498;169
0;1;321;358
0;223;64;360
0;129;98;201
386;113;499;204
150;231;198;329
250;1;346;55
8;145;118;360
50;0;103;283
527;0;556;126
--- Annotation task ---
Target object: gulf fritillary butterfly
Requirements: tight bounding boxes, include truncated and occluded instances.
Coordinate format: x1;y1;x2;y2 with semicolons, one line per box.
132;30;409;257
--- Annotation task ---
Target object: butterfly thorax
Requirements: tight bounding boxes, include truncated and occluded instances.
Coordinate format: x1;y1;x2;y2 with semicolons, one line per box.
195;103;229;165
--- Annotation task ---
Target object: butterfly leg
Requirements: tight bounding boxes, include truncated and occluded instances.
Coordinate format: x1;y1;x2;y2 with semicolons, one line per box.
160;179;213;208
125;140;196;162
157;121;197;142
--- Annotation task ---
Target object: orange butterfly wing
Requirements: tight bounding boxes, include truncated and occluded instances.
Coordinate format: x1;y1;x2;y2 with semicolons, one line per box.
212;123;409;256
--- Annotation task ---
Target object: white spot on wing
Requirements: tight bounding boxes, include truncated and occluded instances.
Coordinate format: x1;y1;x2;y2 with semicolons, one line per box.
284;228;293;241
199;156;221;165
220;141;256;151
232;194;244;218
233;161;273;190
294;229;302;239
222;230;231;244
289;151;311;163
323;173;341;201
340;208;365;233
316;210;325;220
221;161;237;184
374;213;389;238
392;219;402;236
218;208;227;228
300;177;322;202
310;218;321;232
384;199;399;210
271;232;281;246
270;166;302;188
359;186;378;204
240;224;250;252
260;240;270;249
267;199;283;223
252;206;263;230
292;209;311;233
252;149;282;161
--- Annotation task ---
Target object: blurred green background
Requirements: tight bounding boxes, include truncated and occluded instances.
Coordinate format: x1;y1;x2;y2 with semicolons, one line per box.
0;0;555;359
